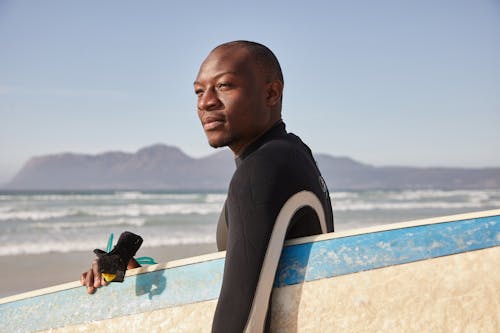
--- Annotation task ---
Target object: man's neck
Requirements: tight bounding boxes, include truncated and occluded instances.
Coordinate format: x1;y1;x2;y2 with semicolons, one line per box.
233;119;286;166
231;118;283;158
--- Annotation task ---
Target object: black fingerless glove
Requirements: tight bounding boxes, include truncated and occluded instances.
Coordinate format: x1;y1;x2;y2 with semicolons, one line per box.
94;231;143;283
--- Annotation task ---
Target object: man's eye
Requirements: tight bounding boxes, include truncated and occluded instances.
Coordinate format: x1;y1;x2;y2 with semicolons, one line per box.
217;83;231;89
194;89;203;96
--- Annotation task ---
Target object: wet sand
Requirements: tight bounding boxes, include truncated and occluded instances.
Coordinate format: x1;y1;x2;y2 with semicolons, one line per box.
0;243;217;298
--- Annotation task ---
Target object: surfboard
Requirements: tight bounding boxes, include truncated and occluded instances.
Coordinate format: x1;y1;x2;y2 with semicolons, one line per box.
1;209;499;332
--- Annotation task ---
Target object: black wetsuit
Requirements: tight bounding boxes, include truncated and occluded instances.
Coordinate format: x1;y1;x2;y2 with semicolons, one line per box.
212;121;334;333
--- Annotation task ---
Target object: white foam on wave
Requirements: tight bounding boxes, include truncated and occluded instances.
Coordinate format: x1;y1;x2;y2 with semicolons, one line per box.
143;234;216;247
0;233;216;256
90;203;223;217
331;192;359;200
0;242;99;256
114;192;202;201
30;218;147;230
0;194;104;202
114;191;145;200
329;189;500;211
205;193;227;203
330;189;500;202
0;209;77;221
0;202;224;221
0;192;208;203
333;200;500;211
383;189;497;201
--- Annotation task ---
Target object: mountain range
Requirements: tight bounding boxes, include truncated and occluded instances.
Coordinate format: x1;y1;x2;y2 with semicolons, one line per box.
4;144;500;190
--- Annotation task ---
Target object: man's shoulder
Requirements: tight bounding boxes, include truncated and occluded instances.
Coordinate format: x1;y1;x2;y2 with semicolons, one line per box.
229;133;323;204
248;136;304;163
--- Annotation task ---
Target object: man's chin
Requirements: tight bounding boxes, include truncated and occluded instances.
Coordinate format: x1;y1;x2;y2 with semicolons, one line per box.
208;138;232;149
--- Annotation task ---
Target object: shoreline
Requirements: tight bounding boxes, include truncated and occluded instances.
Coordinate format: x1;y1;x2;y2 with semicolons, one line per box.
0;243;217;299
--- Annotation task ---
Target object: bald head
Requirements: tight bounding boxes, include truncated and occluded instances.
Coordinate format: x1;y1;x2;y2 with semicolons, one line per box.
194;41;285;156
211;41;284;85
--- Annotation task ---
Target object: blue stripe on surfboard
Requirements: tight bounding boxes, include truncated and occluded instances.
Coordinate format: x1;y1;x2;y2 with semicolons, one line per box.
275;215;499;287
0;259;225;333
0;214;498;332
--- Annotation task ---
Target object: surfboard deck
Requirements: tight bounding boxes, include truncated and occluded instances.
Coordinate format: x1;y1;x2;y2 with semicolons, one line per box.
1;209;499;332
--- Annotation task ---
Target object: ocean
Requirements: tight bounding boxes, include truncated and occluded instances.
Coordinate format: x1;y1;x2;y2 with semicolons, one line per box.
1;189;499;257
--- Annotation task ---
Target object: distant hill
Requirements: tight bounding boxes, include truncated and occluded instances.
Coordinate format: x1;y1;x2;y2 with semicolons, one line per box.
4;144;500;190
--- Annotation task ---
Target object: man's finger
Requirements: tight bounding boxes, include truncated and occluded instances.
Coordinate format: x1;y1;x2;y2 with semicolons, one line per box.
85;269;96;294
80;271;87;286
92;259;101;288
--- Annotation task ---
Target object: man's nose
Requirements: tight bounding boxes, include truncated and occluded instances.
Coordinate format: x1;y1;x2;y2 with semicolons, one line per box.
198;88;220;111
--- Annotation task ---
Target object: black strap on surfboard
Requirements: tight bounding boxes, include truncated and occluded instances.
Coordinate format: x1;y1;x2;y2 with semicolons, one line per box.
94;231;143;283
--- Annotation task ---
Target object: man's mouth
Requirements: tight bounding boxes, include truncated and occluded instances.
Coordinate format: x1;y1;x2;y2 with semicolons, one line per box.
203;118;224;131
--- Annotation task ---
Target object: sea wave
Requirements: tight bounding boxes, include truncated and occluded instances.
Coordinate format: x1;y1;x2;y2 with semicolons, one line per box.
382;189;496;201
0;209;78;221
0;203;224;221
329;189;500;211
89;203;223;217
331;189;500;201
333;200;500;211
0;234;216;256
0;206;13;213
0;192;218;202
1;189;499;256
30;218;147;230
205;193;227;203
331;192;359;199
113;191;203;201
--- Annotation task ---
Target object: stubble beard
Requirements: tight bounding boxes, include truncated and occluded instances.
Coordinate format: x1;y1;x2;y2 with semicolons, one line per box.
207;134;234;149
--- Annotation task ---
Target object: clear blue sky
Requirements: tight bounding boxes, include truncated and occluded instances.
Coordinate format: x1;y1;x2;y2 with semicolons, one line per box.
1;0;499;184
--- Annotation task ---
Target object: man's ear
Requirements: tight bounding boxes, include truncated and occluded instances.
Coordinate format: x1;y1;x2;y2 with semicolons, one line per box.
266;80;283;107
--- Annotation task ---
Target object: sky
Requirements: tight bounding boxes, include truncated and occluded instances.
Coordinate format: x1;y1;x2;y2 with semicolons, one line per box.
1;0;499;185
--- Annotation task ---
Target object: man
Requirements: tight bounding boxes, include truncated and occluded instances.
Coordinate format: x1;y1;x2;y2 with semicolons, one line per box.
81;41;334;332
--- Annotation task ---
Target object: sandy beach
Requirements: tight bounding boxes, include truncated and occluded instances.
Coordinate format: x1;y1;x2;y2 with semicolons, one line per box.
0;243;217;299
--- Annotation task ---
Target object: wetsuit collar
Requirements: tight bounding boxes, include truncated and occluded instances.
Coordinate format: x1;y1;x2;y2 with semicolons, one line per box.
235;120;286;168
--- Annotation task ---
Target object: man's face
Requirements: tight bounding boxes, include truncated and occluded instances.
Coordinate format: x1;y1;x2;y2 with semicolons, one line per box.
194;47;272;156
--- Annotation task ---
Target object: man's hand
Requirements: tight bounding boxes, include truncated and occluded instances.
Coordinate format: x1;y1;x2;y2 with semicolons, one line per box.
80;258;140;294
80;258;109;294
